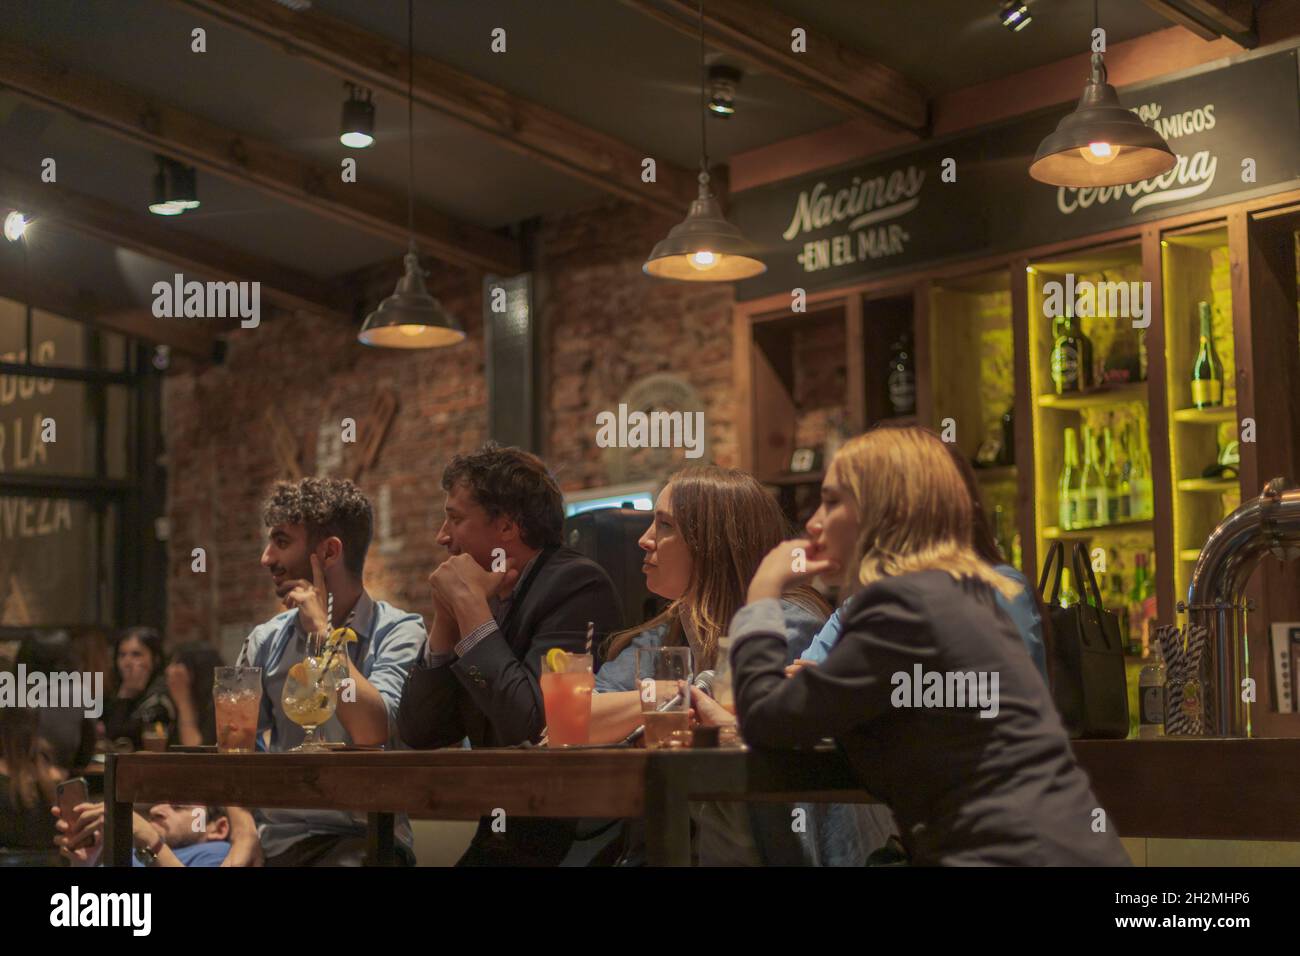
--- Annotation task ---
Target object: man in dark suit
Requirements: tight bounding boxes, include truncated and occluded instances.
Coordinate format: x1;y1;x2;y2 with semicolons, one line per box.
397;442;623;865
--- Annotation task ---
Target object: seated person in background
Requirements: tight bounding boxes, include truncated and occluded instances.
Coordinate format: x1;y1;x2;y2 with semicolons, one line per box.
589;465;835;866
240;477;425;866
17;633;97;773
103;627;174;752
0;673;65;862
796;446;1048;682
55;802;231;867
731;426;1131;866
166;641;225;746
398;442;622;866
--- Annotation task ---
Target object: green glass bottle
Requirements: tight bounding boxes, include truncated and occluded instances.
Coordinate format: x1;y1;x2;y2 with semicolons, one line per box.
1058;426;1081;530
1190;301;1224;409
1079;424;1108;527
1102;425;1122;523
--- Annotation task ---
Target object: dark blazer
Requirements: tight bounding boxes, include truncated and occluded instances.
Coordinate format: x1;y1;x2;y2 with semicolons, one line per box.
398;545;622;865
731;569;1131;867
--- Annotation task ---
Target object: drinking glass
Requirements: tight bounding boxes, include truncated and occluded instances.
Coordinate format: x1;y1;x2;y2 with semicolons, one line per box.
281;635;339;752
213;666;262;753
635;646;693;749
540;651;594;746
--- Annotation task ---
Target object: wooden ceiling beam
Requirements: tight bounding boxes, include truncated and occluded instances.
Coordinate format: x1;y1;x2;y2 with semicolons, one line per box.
0;39;520;275
0;258;224;362
169;0;700;215
1142;0;1257;45
621;0;929;136
0;166;341;320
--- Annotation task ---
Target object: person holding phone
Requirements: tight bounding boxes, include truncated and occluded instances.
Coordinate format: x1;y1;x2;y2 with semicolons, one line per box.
54;801;232;867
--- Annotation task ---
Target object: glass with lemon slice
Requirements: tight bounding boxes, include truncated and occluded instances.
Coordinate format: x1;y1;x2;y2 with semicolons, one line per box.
540;647;594;747
281;630;351;752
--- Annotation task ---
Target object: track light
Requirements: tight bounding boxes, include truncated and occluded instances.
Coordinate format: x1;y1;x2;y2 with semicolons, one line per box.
999;1;1032;32
707;65;741;118
149;156;200;215
340;83;375;148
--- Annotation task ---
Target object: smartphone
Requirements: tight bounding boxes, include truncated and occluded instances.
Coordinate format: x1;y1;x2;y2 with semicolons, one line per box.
56;777;89;843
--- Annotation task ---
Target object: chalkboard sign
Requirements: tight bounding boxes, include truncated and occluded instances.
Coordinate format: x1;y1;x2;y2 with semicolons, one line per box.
731;48;1300;301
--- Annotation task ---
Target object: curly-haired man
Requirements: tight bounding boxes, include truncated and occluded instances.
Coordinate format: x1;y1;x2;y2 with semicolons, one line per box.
237;477;425;865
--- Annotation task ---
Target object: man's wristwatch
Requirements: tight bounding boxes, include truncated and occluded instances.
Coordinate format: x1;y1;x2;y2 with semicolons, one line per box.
134;834;165;867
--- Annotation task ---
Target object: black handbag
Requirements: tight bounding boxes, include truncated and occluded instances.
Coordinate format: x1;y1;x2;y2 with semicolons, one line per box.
1037;541;1130;739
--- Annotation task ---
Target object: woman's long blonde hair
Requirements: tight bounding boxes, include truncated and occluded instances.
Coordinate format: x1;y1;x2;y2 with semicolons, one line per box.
604;465;829;671
831;426;1019;600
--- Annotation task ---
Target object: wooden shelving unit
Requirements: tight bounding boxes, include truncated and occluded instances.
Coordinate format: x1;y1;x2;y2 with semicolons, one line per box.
733;189;1300;730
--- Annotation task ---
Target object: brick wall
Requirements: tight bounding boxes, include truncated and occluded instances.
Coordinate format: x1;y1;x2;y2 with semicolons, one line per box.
163;198;738;647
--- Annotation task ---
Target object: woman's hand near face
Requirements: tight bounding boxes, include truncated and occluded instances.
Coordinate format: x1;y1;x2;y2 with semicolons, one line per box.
746;538;839;604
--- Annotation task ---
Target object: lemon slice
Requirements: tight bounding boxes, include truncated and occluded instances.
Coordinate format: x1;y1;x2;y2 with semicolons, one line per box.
288;661;310;684
330;626;358;645
545;648;568;674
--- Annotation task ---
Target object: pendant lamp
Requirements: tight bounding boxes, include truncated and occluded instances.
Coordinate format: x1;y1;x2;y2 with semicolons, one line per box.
643;0;764;282
1029;2;1175;188
358;0;464;348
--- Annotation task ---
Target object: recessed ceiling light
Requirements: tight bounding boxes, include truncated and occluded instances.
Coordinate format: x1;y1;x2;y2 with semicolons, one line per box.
3;210;29;241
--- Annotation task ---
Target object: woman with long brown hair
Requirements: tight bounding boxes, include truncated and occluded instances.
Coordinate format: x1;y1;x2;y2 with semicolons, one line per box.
0;663;65;858
588;465;830;865
730;426;1129;866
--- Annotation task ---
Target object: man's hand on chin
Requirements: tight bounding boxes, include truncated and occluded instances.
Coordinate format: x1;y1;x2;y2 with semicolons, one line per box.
429;553;519;632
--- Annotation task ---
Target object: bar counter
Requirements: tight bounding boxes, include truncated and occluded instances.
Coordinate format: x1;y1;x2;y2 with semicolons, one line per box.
103;738;1300;866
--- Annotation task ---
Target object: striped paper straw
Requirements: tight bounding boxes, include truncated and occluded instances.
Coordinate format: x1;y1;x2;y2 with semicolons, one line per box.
1186;624;1209;735
1160;625;1187;736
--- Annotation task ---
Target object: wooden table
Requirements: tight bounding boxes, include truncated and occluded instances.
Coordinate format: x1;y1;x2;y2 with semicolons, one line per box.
104;746;872;866
104;738;1300;866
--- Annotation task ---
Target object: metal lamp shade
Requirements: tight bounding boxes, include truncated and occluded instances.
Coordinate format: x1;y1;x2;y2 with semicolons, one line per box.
1030;56;1175;188
643;190;765;281
358;245;465;348
340;95;375;148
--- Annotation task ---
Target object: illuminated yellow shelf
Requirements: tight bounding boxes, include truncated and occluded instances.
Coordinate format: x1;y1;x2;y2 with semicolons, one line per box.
1177;477;1238;493
1172;404;1236;424
974;465;1017;483
1180;548;1202;561
1044;519;1153;540
1037;384;1147;410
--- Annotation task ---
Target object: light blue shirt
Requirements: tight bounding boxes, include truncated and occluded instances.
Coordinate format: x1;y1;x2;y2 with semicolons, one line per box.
596;598;825;693
131;840;230;868
799;564;1049;683
239;589;426;858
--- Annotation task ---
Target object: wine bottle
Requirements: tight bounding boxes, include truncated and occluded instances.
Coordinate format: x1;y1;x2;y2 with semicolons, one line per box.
1079;425;1108;527
1190;301;1224;409
1129;417;1153;520
1102;425;1121;523
1058;427;1081;531
887;331;916;416
1116;426;1134;522
1128;552;1155;654
1050;301;1086;394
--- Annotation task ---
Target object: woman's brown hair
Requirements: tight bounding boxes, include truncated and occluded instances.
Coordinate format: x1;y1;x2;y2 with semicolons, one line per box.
603;465;829;671
831;426;1020;600
0;665;56;809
